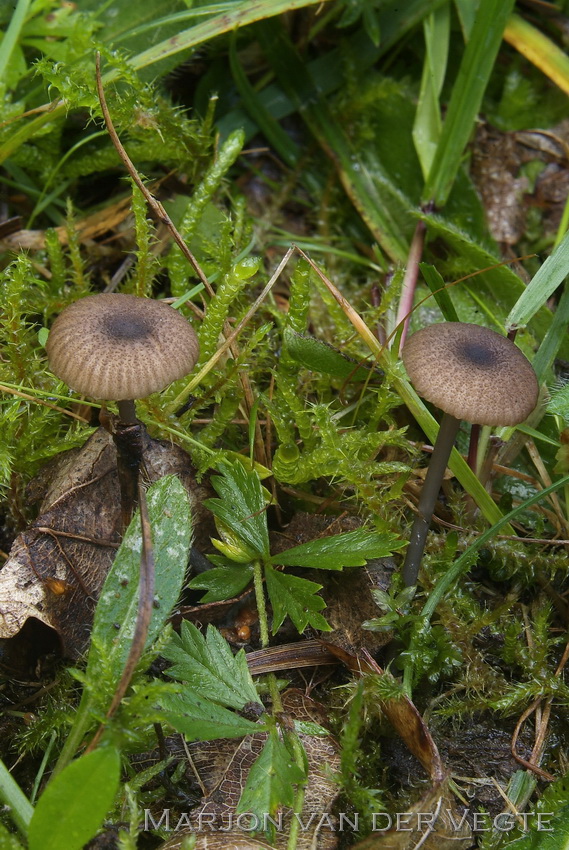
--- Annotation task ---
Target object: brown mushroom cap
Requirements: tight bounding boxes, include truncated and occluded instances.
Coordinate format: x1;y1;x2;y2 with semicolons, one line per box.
401;322;539;427
46;293;199;400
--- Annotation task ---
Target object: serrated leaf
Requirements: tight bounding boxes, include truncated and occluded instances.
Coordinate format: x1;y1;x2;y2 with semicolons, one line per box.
188;564;254;602
27;748;120;850
205;462;270;559
269;529;405;570
163;622;260;709
265;566;330;634
236;728;305;818
86;476;192;683
161;691;265;742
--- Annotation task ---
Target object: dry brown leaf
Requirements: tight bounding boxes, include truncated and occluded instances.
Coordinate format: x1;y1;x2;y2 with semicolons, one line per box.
0;426;211;658
158;690;340;850
323;642;444;783
0;196;133;251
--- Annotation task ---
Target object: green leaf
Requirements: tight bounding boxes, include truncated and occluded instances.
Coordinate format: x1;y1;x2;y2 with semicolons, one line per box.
188;563;254;602
506;229;569;331
0;756;33;837
236;728;305;819
256;19;414;262
270;529;405;570
423;0;517;205
163;622;261;709
419;262;459;323
87;476;192;684
27;748;120;850
283;329;375;381
128;0;333;74
160;690;265;742
205;461;270;559
265;566;331;634
412;6;450;179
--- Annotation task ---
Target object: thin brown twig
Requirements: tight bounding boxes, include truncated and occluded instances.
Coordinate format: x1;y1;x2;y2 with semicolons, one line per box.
510;696;555;781
95;53;274;467
95;53;209;315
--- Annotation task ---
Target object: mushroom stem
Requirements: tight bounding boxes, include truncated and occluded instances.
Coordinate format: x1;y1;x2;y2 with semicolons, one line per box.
402;412;461;587
113;421;144;531
467;423;480;472
117;399;137;425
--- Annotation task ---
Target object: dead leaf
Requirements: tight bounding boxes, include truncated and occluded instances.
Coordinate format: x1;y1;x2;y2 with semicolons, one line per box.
0;427;212;658
322;643;444;783
157;690;340;850
0;196;133;252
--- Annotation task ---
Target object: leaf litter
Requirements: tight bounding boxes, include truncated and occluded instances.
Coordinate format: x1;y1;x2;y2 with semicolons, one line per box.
0;426;212;659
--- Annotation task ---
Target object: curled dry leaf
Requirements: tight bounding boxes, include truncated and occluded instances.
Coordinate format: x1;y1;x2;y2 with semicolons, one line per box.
158;690;340;850
323;643;444;783
0;427;211;659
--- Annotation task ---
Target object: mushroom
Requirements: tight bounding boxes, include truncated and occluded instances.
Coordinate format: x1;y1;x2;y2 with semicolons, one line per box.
46;293;199;525
401;322;539;587
46;292;199;425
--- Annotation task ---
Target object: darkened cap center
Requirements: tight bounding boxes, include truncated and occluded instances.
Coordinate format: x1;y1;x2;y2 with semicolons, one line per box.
103;313;153;340
459;340;499;369
401;322;539;427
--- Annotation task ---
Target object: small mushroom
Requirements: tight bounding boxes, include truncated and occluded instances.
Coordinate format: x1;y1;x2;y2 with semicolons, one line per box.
46;292;199;424
401;322;539;587
46;293;199;526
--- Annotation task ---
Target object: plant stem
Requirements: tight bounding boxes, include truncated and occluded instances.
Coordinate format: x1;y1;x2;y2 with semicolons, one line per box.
395;218;427;347
52;694;95;777
402;412;461;586
0;757;34;836
252;560;270;648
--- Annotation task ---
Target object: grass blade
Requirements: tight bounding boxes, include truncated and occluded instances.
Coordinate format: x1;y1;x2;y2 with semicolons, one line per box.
423;0;516;206
504;13;569;96
506;230;569;331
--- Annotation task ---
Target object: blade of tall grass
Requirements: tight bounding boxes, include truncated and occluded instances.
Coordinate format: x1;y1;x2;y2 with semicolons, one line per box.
412;5;450;180
0;0;31;82
423;0;516;206
129;0;335;73
504;13;569;96
506;230;569;331
419;263;459;322
532;283;569;384
228;37;300;172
